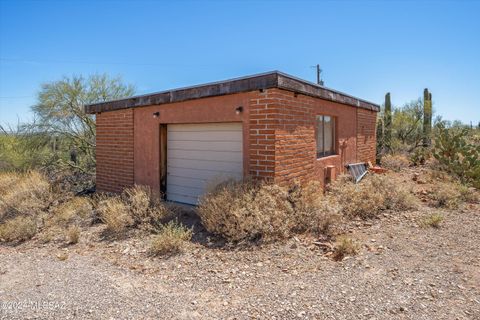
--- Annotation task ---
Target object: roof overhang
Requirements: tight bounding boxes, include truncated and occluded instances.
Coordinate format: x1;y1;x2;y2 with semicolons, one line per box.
85;71;380;114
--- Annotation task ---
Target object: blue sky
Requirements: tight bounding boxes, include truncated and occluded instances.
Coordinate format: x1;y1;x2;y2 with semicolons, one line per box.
1;0;479;126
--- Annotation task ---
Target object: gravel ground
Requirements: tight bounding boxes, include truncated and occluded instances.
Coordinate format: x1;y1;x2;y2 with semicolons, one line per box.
1;202;479;320
2;166;480;320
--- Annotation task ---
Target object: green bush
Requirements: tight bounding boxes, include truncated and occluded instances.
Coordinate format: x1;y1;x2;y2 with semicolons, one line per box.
410;147;431;166
433;124;480;188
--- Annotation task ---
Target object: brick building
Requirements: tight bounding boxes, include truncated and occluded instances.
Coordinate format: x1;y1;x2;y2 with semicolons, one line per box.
86;71;379;205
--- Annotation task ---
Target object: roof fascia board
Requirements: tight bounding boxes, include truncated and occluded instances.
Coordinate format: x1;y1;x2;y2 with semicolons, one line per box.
85;71;380;114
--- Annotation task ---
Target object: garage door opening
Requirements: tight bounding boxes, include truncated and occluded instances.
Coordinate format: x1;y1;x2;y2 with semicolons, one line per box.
164;122;243;205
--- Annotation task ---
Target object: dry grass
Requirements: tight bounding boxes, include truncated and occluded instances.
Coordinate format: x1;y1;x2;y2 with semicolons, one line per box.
329;181;385;219
96;185;170;234
423;169;478;208
0;171;51;221
333;235;359;261
429;182;469;209
38;227;60;243
426;168;452;182
97;197;134;234
123;185;169;230
457;185;479;204
148;220;192;256
0;216;37;242
50;197;92;227
198;181;291;242
420;213;444;228
65;225;80;244
198;180;337;242
381;154;410;172
329;174;417;219
288;181;339;234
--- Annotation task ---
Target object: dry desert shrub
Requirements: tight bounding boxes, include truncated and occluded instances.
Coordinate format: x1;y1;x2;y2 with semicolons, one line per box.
97;197;134;234
65;225;81;244
330;174;417;219
426;168;452;182
0;171;20;193
122;185;169;230
0;216;37;242
198;180;337;242
457;184;479;204
329;180;385;219
50;197;92;227
381;154;410;172
149;220;192;256
420;213;444;228
288;181;339;234
0;171;51;221
333;235;359;261
198;180;291;242
429;182;473;209
369;175;417;211
96;185;170;234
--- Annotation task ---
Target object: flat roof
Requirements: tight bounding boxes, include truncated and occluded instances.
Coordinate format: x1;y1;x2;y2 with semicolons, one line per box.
85;71;380;114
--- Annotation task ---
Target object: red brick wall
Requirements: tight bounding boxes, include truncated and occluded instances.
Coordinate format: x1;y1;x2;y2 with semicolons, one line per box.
95;109;134;193
247;88;373;186
266;89;316;185
356;108;377;164
248;91;277;180
94;90;377;193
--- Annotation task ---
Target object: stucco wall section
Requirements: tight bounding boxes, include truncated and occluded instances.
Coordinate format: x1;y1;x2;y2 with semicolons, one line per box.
133;92;250;192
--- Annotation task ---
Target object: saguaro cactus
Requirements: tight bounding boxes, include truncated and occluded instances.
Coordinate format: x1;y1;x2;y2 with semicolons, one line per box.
384;92;392;151
423;89;432;146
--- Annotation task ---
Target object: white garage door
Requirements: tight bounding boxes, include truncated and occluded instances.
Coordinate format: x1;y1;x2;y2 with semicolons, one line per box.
166;123;243;205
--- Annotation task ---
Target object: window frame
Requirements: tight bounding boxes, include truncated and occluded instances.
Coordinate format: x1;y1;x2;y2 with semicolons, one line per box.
316;115;336;159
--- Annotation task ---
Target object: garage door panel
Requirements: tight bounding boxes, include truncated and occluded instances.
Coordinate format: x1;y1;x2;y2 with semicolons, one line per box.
167;175;207;190
166;122;243;205
168;159;243;172
166;185;200;204
167;179;205;192
167;184;217;204
168;131;241;142
167;167;242;180
168;149;242;162
168;140;242;152
168;123;242;132
167;193;198;205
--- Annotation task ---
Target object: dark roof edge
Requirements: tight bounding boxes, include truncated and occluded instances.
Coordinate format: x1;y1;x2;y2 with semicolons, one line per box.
85;71;380;114
276;72;380;112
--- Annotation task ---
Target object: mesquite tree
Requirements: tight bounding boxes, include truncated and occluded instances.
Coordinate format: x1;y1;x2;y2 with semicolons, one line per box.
30;74;135;173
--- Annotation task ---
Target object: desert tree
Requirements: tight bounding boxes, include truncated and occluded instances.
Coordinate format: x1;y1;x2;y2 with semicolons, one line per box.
391;98;425;152
30;74;135;173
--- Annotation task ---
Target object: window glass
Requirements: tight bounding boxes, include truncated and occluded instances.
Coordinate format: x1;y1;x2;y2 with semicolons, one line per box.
316;115;324;157
316;115;335;158
324;116;332;154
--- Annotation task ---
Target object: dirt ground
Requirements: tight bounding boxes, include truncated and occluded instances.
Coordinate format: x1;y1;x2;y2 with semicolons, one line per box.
1;202;479;319
1;167;480;320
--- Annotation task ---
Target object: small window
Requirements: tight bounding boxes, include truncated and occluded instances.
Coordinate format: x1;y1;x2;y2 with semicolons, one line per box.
316;115;335;158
